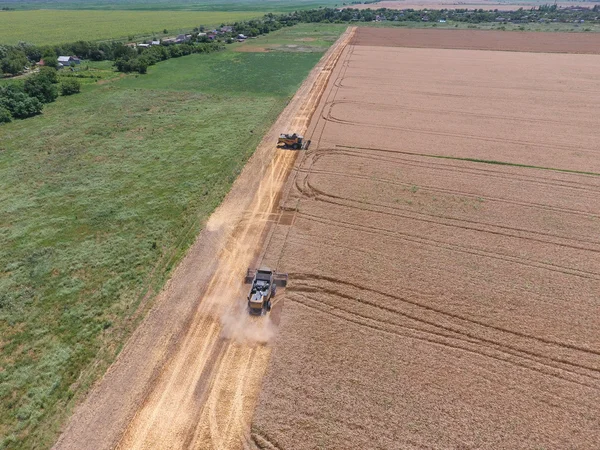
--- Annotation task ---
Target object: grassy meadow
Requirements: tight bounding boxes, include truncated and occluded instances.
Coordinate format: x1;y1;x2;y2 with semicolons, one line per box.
0;10;263;45
0;0;341;12
232;22;348;52
0;24;343;449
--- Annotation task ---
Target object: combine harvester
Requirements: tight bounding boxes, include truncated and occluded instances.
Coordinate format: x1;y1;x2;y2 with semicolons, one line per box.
245;268;288;315
277;133;310;150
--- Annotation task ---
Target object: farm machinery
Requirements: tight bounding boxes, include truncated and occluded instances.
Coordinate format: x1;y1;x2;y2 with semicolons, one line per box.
277;133;310;150
245;268;288;315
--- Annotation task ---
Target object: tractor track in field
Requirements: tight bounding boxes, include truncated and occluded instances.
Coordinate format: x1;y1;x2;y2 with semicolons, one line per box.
299;177;600;253
322;106;600;156
54;27;356;450
295;206;600;281
286;275;600;369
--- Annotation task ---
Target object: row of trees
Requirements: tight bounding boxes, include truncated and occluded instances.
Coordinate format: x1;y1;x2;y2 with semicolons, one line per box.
0;39;224;76
0;67;80;123
116;41;224;74
282;5;600;24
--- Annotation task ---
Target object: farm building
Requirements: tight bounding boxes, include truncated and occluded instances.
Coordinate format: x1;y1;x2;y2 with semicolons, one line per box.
175;34;192;43
58;56;80;65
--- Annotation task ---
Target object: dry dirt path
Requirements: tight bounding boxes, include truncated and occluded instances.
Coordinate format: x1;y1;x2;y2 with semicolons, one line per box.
54;27;355;450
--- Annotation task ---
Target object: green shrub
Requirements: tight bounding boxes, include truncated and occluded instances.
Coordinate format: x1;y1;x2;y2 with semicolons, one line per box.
24;72;58;103
39;66;59;83
0;84;44;119
41;49;58;69
60;78;81;96
0;50;28;75
0;105;12;123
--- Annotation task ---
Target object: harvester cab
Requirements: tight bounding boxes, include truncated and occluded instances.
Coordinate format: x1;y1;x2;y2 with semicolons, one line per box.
245;268;288;315
278;133;310;150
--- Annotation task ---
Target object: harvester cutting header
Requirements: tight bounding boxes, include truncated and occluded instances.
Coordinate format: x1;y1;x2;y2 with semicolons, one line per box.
278;133;310;150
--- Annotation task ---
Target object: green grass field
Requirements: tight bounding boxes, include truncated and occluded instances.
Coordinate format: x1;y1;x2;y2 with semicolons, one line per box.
0;23;343;450
1;0;341;12
0;10;264;45
232;22;348;52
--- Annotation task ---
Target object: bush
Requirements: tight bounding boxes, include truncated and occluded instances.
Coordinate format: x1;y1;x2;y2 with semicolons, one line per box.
60;79;81;96
0;85;43;119
0;105;12;123
39;66;59;83
41;49;59;69
0;52;28;75
24;73;58;104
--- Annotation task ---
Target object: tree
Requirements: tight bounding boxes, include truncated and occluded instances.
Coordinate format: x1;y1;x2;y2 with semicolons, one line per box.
0;50;28;75
60;79;81;96
41;49;58;69
0;105;11;123
38;66;59;83
136;57;149;74
17;42;42;63
24;73;58;103
0;84;43;119
11;95;43;118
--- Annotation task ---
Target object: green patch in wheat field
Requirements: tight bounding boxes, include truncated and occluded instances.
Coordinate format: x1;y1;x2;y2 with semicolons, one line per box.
0;10;263;45
0;35;333;448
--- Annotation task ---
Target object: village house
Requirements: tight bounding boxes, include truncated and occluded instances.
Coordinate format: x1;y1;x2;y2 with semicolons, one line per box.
58;56;80;65
174;34;192;43
56;56;81;68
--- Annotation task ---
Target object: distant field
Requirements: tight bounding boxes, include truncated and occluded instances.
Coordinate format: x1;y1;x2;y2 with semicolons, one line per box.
363;20;600;32
0;24;338;449
2;0;339;12
0;10;262;45
350;0;600;10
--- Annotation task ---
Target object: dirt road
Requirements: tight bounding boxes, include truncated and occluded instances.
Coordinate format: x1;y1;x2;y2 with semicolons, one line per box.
54;27;355;450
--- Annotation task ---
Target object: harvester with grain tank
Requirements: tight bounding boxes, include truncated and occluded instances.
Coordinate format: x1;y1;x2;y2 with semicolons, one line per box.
277;133;310;150
245;268;288;315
